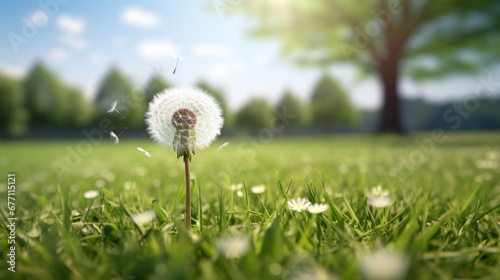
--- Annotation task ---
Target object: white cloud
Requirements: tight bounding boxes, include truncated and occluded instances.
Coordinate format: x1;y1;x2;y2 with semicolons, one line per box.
122;6;160;28
137;40;178;59
89;52;103;64
253;54;268;66
49;48;68;61
209;60;245;79
192;43;234;58
61;35;86;50
0;65;25;78
57;14;85;34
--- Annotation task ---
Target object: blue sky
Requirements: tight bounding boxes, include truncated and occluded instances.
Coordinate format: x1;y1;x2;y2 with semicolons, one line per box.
1;0;499;110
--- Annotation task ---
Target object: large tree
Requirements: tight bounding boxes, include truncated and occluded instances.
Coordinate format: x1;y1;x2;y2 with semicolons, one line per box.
0;74;28;136
236;1;500;132
275;90;307;131
236;98;273;134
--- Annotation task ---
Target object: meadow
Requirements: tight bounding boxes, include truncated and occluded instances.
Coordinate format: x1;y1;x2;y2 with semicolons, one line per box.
0;132;499;279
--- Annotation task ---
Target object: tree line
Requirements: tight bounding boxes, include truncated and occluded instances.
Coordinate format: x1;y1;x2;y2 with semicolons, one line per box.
0;62;358;137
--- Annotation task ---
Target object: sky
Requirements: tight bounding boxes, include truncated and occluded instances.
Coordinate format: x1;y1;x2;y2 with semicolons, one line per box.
1;0;499;111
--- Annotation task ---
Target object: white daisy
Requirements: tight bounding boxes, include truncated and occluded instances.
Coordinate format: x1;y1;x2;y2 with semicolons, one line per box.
217;142;229;152
250;184;266;194
367;194;392;208
372;185;389;196
107;101;117;113
217;236;250;259
131;209;156;225
236;190;244;197
287;197;312;212
83;190;99;199
137;147;152;158
360;249;409;280
110;131;119;144
145;87;224;159
230;183;243;191
307;203;329;214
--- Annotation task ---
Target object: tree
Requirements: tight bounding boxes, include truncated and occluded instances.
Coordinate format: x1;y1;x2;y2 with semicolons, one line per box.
23;62;67;125
143;73;172;105
311;75;358;131
236;1;500;132
95;67;145;128
275;90;307;131
0;74;28;136
196;80;233;129
63;86;94;127
236;98;273;134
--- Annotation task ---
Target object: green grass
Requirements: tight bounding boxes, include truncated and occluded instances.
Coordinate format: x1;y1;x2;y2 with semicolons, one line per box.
1;132;500;279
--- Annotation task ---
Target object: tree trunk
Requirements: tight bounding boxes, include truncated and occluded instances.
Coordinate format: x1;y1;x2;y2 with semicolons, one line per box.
378;52;404;133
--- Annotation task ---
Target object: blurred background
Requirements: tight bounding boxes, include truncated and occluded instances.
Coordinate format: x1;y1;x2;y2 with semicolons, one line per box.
1;0;500;139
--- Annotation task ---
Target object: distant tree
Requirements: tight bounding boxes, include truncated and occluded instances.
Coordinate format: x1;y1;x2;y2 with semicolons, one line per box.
236;1;500;133
196;80;233;129
236;98;273;134
95;67;144;128
23;62;67;125
0;74;28;137
63;86;94;127
143;73;172;105
311;75;358;131
276;90;307;131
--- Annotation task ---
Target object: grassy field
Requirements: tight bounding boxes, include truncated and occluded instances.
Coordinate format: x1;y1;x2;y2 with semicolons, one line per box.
1;132;499;279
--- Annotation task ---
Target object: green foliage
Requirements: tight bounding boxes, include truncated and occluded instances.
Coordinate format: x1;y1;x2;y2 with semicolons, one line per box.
62;86;95;127
95;67;145;128
196;81;233;129
275;90;308;129
0;74;28;136
1;134;500;279
311;75;358;129
143;73;172;105
236;98;273;132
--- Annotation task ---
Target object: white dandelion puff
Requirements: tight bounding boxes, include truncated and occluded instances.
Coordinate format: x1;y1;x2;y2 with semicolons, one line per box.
307;203;329;214
110;131;119;144
131;209;156;225
287;197;312;212
83;190;99;199
367;194;392;208
217;236;251;259
217;142;229;152
145;87;223;159
250;184;266;194
106;100;125;119
360;249;409;280
137;147;152;158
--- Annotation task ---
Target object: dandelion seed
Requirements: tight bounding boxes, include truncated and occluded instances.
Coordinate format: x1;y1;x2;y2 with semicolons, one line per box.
250;184;266;194
83;190;99;199
307;203;329;214
137;147;152;158
371;185;389;196
288;197;312;212
172;56;184;74
110;131;119;144
217;142;229;152
367;194;391;208
106;100;126;119
217;236;250;259
230;183;243;191
360;248;409;280
131;209;156;225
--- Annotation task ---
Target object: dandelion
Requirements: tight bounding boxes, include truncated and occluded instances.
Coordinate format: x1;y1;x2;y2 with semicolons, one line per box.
367;194;392;208
83;190;99;199
307;203;329;214
106;100;126;119
359;248;409;280
172;55;184;74
371;185;389;196
217;236;250;259
137;147;152;158
250;184;266;194
217;142;229;152
130;209;156;226
230;183;242;191
110;132;119;144
287;197;312;212
146;87;223;229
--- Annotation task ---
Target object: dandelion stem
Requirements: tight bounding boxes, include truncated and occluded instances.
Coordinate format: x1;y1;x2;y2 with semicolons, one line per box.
184;152;191;229
114;109;126;119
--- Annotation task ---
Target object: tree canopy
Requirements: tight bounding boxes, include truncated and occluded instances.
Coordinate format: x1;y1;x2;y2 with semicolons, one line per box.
236;98;273;133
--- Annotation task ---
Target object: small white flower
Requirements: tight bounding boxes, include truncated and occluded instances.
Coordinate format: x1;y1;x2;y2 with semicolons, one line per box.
287;197;312;212
236;190;244;197
307;203;329;214
372;185;389;196
107;101;117;113
110;131;119;144
217;236;250;259
27;228;41;238
137;147;152;158
217;142;229;152
360;249;409;280
250;184;266;194
131;209;156;225
367;194;392;208
145;87;224;158
230;183;243;191
83;190;99;199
